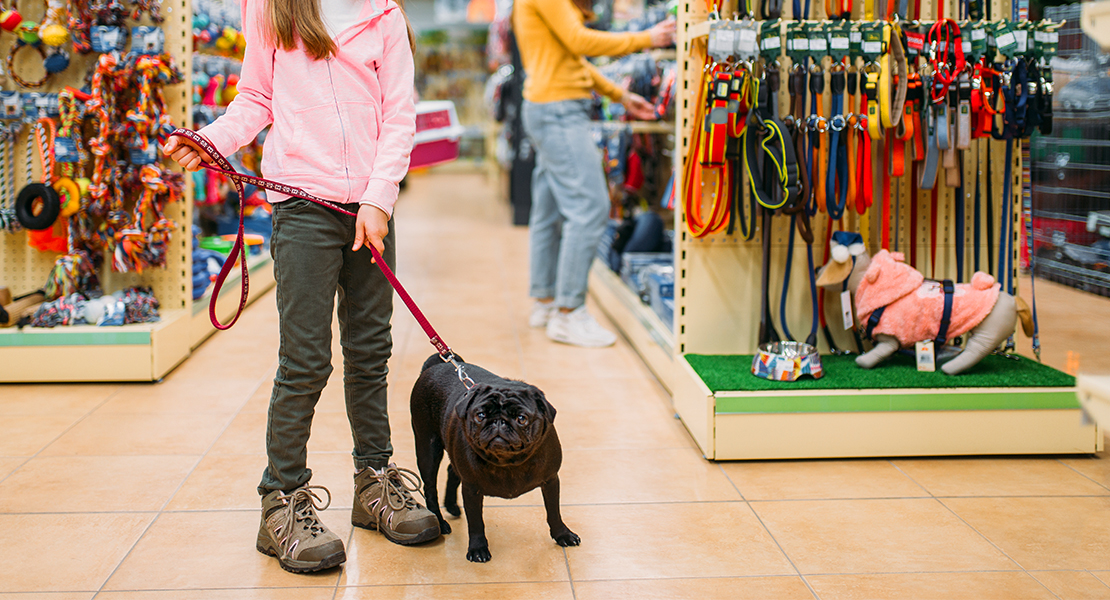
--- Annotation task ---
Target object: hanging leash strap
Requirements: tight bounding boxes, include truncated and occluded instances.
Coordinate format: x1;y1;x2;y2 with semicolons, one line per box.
845;66;859;212
810;65;828;214
684;66;734;237
826;66;849;220
168;129;474;387
934;279;956;345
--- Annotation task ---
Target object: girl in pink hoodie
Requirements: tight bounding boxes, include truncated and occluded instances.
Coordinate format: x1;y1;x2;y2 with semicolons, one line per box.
163;0;440;573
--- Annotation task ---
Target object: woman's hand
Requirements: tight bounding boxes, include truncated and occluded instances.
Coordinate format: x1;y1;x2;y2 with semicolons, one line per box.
352;204;390;259
162;135;211;172
621;92;658;121
648;18;676;48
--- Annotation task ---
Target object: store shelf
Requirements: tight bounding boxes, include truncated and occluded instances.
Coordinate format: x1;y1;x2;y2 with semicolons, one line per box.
0;309;192;383
0;254;274;383
190;253;276;349
588;260;675;393
672;355;1101;460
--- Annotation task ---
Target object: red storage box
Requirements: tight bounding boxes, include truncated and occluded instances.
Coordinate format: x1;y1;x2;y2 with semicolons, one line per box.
411;100;465;169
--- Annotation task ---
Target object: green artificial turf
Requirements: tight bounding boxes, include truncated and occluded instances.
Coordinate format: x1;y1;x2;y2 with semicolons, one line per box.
687;352;1076;394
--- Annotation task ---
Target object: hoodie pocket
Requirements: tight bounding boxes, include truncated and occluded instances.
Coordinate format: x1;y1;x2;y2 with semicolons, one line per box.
285;103;345;177
341;101;379;177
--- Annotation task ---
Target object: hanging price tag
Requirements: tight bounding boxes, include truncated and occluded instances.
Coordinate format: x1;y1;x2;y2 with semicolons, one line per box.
760;20;783;61
840;291;854;330
738;21;759;60
786;21;809;63
129;144;158;165
55;137;79;163
915;341;936;372
90;26;126;53
860;23;883;61
808;22;828;60
829;22;850;61
131;26;165;55
994;23;1018;58
0;92;21;120
849;25;863;60
709;22;736;61
968;24;987;60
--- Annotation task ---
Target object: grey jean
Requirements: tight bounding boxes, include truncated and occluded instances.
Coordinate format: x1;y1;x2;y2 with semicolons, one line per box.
522;99;610;309
259;196;396;495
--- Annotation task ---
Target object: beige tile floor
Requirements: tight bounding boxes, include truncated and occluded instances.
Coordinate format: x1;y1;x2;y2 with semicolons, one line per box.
2;170;1110;599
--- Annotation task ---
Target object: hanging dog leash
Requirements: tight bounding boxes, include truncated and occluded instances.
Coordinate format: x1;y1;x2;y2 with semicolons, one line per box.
169;128;475;389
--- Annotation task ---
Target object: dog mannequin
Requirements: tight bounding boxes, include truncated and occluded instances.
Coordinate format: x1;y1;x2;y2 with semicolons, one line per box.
817;232;1029;375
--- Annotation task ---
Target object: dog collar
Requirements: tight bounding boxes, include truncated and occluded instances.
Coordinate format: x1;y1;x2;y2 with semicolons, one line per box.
752;341;824;382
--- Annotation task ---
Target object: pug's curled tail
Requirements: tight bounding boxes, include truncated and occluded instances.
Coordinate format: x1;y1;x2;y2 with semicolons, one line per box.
422;353;465;373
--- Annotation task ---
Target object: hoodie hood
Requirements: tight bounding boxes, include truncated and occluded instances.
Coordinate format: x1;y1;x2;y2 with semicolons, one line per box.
854;250;924;320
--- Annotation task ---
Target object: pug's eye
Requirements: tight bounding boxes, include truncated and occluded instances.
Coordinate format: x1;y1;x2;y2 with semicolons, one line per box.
516;415;528;425
475;411;486;422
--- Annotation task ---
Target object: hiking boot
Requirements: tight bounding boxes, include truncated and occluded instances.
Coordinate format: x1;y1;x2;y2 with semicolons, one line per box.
256;485;346;573
352;464;441;546
546;305;617;348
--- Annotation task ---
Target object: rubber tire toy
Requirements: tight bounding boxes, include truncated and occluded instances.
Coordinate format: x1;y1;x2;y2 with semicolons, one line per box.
16;183;61;230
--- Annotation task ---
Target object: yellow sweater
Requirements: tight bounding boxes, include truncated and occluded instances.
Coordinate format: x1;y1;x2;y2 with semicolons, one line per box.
513;0;653;103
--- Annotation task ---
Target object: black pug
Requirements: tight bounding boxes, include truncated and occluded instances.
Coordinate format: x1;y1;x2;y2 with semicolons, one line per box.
410;354;581;562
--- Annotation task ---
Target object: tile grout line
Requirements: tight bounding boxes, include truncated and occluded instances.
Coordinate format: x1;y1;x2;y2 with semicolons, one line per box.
887;461;1053;595
716;463;822;600
0;385;127;488
563;546;577;600
92;362;279;599
1054;456;1110;494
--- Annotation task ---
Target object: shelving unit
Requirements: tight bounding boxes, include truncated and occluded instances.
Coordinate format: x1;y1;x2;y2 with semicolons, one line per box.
0;0;276;382
592;0;1102;459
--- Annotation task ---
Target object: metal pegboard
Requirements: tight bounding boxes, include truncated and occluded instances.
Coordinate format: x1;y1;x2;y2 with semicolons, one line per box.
0;0;194;309
675;0;1021;356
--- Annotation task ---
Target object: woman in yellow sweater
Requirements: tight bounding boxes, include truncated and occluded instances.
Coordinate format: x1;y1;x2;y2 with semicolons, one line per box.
515;0;674;347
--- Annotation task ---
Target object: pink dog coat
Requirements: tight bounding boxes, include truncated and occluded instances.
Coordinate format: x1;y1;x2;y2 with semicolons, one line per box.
854;250;1001;346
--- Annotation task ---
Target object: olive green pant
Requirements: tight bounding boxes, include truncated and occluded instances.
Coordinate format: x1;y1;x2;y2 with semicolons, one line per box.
259;196;396;495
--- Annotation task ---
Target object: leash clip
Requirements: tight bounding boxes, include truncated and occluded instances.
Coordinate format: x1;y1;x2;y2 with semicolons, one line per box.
441;352;475;390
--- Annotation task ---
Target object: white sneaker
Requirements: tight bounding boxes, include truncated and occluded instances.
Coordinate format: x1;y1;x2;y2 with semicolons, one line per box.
546;306;617;348
529;301;556;328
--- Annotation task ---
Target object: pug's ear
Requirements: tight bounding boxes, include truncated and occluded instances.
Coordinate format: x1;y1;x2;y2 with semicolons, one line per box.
529;386;556;422
454;383;490;419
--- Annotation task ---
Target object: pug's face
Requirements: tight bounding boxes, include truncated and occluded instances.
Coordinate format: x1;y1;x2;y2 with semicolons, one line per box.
454;382;555;465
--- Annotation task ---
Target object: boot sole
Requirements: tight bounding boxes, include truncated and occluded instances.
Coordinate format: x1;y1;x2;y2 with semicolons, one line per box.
256;534;346;573
352;505;441;546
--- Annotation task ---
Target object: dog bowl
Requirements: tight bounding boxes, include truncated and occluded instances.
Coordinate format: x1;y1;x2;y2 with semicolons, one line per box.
752;341;824;381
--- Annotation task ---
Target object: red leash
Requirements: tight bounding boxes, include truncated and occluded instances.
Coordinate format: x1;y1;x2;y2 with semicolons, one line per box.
171;128;465;374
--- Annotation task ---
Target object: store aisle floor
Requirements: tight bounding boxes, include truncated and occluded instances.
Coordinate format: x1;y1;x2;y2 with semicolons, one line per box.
3;170;1110;599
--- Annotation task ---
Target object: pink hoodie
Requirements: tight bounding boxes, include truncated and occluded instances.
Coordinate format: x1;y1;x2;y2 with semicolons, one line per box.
855;250;1002;346
198;0;415;217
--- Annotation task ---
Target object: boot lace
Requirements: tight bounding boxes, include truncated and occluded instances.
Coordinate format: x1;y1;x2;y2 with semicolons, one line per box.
274;485;331;560
364;465;424;524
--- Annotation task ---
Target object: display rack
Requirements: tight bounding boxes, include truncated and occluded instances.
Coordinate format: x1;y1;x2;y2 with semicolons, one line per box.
592;0;1102;458
0;0;275;382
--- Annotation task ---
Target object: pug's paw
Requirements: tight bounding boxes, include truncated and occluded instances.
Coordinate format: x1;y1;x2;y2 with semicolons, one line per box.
444;501;461;518
438;519;452;535
553;530;581;547
466;545;492;563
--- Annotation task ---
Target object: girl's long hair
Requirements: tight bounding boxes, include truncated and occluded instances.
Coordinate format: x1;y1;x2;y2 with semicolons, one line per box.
266;0;416;61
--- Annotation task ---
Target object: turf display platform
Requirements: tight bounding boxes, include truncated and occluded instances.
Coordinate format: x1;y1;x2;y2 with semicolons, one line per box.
687;353;1076;394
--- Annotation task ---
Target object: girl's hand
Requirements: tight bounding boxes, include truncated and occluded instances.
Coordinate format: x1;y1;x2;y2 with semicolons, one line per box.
621;93;658;121
162;135;212;172
352;204;390;259
648;18;676;48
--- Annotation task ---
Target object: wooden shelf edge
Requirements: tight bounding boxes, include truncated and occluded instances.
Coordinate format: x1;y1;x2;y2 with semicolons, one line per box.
588;260;676;393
